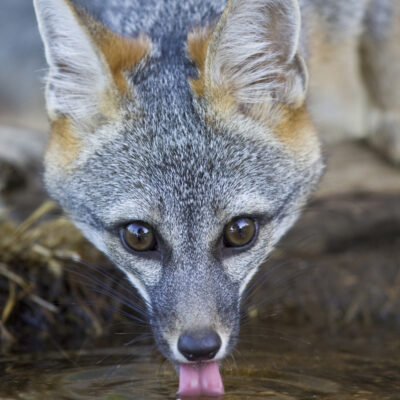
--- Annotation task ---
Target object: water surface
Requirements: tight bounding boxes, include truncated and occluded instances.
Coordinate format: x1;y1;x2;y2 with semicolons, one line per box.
1;327;399;400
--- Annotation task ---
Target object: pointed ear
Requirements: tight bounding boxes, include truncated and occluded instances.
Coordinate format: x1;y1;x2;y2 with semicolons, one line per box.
202;0;308;108
33;0;151;128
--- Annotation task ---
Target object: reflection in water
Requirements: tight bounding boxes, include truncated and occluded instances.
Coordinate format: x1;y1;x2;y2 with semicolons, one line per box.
1;328;400;400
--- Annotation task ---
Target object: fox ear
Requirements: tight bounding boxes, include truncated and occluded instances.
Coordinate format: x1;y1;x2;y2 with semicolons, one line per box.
34;0;112;126
33;0;151;128
205;0;307;107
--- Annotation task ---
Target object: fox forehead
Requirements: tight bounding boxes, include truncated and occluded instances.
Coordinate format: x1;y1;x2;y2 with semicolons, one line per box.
50;113;311;231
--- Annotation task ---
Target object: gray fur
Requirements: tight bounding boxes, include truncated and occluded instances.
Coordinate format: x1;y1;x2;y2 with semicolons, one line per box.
35;0;399;365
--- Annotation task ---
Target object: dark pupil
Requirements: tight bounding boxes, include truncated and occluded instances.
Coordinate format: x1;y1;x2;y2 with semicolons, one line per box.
226;218;255;247
125;223;153;251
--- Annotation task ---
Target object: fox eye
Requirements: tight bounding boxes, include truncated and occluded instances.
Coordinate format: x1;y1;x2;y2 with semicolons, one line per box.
223;217;256;248
121;222;156;252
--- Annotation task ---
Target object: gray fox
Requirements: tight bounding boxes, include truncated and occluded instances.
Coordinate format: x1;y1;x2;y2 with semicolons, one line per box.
33;0;400;396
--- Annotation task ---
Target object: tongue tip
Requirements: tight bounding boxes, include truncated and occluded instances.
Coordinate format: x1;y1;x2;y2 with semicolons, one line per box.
177;387;225;397
177;384;224;397
178;361;224;397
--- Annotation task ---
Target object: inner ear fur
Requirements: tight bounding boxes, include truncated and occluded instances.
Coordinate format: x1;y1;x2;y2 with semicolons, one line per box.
188;0;308;111
34;0;152;129
74;7;152;95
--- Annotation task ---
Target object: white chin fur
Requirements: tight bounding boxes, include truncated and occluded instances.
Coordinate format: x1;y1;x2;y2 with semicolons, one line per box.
74;221;108;254
125;272;151;306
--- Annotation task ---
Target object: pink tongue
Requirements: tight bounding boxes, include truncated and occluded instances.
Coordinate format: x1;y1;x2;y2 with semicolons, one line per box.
178;362;224;397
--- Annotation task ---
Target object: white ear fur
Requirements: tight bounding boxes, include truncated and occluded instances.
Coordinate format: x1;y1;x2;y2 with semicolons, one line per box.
208;0;308;106
33;0;111;125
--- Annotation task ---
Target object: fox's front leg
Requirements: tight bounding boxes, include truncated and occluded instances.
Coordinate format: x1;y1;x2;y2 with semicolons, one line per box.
362;0;400;165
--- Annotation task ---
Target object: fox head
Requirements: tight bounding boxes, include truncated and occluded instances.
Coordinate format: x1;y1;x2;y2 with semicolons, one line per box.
34;0;323;367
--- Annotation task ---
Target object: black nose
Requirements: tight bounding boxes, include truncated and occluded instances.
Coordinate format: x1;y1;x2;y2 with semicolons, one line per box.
178;330;222;362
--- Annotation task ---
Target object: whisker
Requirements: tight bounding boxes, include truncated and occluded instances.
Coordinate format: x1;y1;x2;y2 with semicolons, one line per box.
124;333;153;347
62;260;149;315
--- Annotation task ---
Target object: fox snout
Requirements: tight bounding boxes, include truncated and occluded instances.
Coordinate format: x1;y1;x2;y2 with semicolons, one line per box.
146;261;240;396
147;259;240;364
150;311;238;366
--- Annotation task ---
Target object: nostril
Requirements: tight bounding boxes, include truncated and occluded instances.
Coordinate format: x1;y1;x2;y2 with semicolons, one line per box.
178;330;222;362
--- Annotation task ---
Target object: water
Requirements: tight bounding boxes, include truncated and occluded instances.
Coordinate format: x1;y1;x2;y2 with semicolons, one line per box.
1;327;400;400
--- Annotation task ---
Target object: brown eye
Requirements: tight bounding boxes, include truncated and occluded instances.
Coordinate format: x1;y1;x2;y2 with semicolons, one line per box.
121;222;156;252
223;217;256;248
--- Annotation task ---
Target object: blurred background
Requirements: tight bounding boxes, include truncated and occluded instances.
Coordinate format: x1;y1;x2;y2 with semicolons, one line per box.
0;0;47;217
0;0;399;357
0;0;46;130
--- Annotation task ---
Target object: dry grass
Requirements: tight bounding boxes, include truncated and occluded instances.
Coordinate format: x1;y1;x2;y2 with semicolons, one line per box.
0;202;140;354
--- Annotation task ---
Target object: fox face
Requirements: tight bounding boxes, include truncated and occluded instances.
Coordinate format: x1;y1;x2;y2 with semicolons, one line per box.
34;0;323;393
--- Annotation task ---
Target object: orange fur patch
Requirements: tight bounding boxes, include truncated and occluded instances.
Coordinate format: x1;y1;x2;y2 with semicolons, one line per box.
187;25;239;121
187;27;213;97
274;106;320;158
70;0;152;95
47;117;81;168
98;32;152;93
